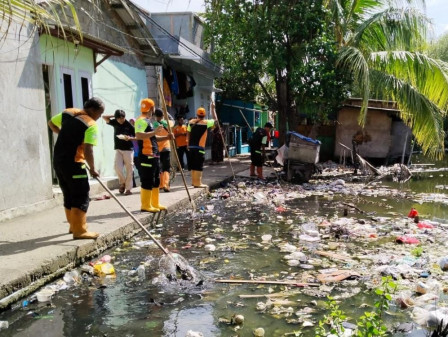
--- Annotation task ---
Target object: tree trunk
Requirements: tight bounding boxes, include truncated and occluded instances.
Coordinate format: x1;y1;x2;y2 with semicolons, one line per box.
276;73;288;146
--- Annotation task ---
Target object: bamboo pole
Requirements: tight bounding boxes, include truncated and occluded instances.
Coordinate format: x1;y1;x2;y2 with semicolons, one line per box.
215;279;319;287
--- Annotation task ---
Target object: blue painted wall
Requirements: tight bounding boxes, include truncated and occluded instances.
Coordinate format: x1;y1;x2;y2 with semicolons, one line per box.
93;60;148;177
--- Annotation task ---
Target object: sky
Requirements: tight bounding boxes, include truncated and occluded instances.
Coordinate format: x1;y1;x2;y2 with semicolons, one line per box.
132;0;447;38
426;0;448;38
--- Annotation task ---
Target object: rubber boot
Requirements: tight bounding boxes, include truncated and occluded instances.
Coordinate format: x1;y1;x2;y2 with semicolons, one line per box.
140;188;159;213
257;166;264;180
191;170;197;186
194;171;208;188
65;208;73;234
159;172;166;190
152;188;167;210
163;171;170;192
250;164;257;177
71;208;99;240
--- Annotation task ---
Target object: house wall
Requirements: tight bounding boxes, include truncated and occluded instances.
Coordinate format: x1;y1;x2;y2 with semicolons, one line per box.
150;13;194;44
389;121;412;159
335;108;392;158
93;60;148;177
40;35;95;111
0;23;53;219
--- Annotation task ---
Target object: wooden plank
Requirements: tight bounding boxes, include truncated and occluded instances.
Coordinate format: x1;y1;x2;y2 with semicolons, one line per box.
215;279;319;287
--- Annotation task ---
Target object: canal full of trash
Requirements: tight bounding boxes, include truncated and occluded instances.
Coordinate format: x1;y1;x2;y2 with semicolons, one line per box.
2;163;448;336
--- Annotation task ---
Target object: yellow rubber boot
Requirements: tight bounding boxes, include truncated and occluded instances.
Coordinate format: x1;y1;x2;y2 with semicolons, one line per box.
191;170;197;186
152;188;167;210
141;188;159;213
194;171;207;188
71;208;99;240
163;171;170;192
159;172;165;189
65;208;73;234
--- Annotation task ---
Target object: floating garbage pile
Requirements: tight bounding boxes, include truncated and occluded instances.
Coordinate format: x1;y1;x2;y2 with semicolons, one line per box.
203;178;448;336
3;174;448;336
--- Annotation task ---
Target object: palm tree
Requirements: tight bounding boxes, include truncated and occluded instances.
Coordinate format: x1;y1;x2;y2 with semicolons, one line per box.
0;0;81;42
326;0;448;158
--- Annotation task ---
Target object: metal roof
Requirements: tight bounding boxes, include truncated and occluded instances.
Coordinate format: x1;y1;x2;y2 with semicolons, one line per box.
108;0;163;65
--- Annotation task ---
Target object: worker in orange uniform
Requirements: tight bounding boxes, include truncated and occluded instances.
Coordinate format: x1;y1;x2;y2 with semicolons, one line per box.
173;115;190;171
47;97;105;240
187;104;216;188
135;99;173;212
153;108;173;192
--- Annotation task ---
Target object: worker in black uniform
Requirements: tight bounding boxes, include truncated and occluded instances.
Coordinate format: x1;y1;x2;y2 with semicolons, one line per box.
249;122;273;179
47;97;105;239
187;106;216;187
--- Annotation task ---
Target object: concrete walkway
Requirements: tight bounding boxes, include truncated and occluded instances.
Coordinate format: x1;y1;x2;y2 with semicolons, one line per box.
0;155;266;309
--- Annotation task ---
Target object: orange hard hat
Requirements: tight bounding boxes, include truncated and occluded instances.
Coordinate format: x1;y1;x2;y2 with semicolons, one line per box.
140;98;154;112
197;107;206;117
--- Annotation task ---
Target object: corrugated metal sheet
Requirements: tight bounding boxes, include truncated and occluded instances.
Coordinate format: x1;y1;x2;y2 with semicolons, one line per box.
110;0;163;65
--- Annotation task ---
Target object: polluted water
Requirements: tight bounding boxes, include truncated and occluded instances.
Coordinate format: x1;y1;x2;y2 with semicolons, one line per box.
3;161;448;336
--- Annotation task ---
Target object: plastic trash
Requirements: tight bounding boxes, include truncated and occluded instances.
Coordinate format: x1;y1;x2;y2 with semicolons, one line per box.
261;234;272;243
253;328;265;337
417;222;434;229
185;331;204;337
412;307;448;328
93;263;115;276
396;236;420;244
204;244;216;251
279;243;297;253
416;282;429;294
408;208;419;218
0;321;8;330
299;234;320;242
100;255;112;263
253;192;266;200
36;289;55;302
237;182;246;189
63;270;80;284
283;251;306;261
137;265;145;279
440;256;448;271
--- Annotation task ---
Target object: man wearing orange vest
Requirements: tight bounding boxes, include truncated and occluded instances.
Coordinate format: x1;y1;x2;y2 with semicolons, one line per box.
187;105;216;188
153;108;173;192
173;115;190;170
47;98;105;240
135;99;173;212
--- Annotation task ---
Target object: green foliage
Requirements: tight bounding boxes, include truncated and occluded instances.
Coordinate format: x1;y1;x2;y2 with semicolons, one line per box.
203;0;350;128
314;277;397;337
411;245;424;257
315;297;346;337
205;0;448;156
327;0;448;158
0;0;82;43
428;32;448;62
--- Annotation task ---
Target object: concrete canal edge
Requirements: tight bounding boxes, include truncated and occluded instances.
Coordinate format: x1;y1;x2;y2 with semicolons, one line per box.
0;158;251;310
0;187;211;310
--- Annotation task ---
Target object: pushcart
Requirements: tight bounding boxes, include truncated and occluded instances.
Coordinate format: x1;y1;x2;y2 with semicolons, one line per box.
283;131;320;183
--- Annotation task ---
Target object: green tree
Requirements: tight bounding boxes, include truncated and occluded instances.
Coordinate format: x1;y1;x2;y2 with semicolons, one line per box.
0;0;81;42
204;0;349;144
429;32;448;62
326;0;448;158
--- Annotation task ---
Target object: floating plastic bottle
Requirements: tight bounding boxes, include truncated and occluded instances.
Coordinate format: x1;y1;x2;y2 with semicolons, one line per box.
137;265;145;279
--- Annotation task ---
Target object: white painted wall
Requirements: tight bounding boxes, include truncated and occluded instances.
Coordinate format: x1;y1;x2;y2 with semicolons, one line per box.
0;23;53;217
